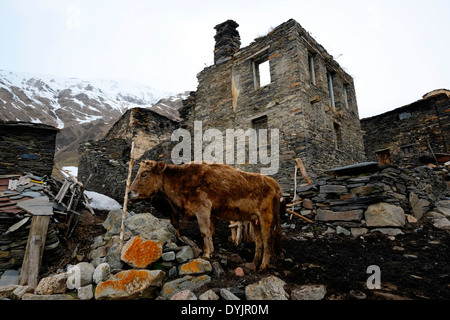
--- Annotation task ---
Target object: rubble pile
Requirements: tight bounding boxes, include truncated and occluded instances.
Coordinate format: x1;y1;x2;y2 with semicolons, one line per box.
291;162;450;236
0;209;299;300
0;174;63;271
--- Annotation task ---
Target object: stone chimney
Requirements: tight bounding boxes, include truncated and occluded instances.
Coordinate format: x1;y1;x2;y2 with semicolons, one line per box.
214;20;240;65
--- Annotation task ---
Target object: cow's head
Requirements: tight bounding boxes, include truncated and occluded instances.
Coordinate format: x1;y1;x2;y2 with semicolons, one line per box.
129;160;166;200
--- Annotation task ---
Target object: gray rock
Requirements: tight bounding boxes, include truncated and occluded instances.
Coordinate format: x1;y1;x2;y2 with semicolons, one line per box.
22;293;76;300
291;284;326;300
371;228;404;236
93;263;110;284
162;251;176;261
316;209;363;222
319;185;348;194
351;227;368;237
336;226;351;236
160;275;211;299
245;275;289;300
125;213;177;243
170;289;198;300
211;261;225;277
409;192;430;220
0;269;19;286
365;202;406;227
220;288;240;300
78;284;94;300
104;244;123;270
435;200;450;217
176;246;194;263
103;209;134;237
199;289;220;300
66;262;95;289
433;217;450;230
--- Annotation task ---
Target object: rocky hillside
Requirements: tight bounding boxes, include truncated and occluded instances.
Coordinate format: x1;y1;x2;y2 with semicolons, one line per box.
0;69;187;166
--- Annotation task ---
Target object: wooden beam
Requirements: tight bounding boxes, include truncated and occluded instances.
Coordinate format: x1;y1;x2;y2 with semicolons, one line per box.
295;158;312;185
19;215;50;288
286;208;314;224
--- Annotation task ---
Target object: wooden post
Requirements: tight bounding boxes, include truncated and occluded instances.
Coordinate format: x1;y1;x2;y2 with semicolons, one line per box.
295;158;312;185
19;215;50;288
119;141;135;251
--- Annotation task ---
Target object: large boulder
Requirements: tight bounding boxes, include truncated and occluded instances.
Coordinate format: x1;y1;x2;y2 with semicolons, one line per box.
121;236;163;268
125;213;177;243
364;202;406;227
95;269;165;300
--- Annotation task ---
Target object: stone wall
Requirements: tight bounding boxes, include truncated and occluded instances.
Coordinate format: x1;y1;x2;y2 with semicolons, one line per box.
293;162;448;234
0;121;58;176
361;91;450;167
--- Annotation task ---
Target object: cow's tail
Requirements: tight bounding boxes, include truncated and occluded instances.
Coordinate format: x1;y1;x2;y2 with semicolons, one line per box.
272;195;284;257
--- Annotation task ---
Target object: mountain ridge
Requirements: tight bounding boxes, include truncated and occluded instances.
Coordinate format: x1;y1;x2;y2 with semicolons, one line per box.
0;69;188;167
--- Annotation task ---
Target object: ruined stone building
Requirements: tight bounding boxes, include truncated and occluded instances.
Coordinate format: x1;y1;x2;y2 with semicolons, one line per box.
184;19;365;189
78;18;366;199
361;89;450;167
78;107;178;201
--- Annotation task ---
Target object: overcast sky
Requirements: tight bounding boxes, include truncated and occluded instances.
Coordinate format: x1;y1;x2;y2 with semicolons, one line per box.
0;0;449;118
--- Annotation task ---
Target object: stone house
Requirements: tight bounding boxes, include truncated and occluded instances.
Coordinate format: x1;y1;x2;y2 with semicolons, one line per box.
0;121;58;176
78;18;366;198
361;89;450;167
78;107;179;201
182;19;365;191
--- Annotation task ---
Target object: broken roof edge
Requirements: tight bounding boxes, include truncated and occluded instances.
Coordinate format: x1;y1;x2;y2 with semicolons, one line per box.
360;89;450;122
203;18;353;82
0;120;59;132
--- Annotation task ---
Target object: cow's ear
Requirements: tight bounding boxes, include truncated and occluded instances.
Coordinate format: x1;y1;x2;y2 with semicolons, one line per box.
156;161;167;172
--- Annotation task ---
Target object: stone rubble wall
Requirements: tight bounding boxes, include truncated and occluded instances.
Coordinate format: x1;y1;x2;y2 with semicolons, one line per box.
294;163;449;233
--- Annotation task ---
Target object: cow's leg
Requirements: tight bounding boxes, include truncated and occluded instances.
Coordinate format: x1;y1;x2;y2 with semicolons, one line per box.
251;222;263;270
170;211;181;238
259;213;274;271
190;205;214;259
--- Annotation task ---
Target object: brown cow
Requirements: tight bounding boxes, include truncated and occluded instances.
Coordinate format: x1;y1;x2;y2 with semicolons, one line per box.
129;160;283;270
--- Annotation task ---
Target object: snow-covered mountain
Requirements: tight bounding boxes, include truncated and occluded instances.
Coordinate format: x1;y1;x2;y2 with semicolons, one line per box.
0;69;187;166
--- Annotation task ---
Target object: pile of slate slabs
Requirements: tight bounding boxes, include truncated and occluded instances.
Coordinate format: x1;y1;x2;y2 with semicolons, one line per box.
0;174;62;272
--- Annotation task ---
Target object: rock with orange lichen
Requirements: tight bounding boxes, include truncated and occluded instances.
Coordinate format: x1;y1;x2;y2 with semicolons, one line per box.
120;236;162;268
178;258;212;276
94;269;165;300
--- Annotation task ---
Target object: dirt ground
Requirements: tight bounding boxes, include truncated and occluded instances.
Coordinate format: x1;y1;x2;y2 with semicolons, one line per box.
180;214;450;300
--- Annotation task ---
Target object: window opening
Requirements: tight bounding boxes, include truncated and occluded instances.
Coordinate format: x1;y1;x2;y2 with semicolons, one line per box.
254;54;271;89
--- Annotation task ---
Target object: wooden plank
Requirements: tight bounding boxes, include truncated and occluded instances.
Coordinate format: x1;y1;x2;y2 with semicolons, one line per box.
295;158;312;185
19;215;50;288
